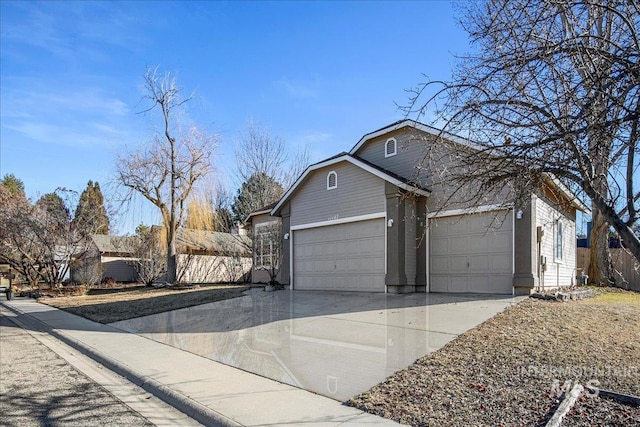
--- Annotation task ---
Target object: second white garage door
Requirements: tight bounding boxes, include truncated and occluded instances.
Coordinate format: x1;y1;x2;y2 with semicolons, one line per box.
430;212;513;294
293;218;386;292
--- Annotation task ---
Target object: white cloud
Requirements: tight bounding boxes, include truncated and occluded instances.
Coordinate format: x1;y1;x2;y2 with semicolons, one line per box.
2;2;146;62
0;84;134;148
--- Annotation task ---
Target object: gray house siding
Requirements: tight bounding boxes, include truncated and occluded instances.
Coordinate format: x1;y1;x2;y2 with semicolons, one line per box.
404;198;417;286
290;161;386;227
101;256;137;282
356;128;511;212
356;128;429;186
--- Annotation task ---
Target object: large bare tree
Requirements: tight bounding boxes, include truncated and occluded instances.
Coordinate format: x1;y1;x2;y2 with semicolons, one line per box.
235;119;309;190
0;187;97;288
116;67;216;283
232;120;309;223
407;0;639;285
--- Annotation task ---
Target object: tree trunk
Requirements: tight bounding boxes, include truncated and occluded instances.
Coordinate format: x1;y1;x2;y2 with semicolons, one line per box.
588;206;614;286
166;232;177;283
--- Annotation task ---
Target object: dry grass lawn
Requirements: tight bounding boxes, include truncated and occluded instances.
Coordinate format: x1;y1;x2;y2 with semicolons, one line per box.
39;284;250;324
348;288;640;427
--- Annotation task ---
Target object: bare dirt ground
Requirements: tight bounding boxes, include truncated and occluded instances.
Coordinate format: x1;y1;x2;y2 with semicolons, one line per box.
348;288;640;427
39;284;250;324
0;314;153;427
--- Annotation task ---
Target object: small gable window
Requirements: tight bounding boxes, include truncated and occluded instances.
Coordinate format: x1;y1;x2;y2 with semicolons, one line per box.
327;171;337;190
385;137;397;158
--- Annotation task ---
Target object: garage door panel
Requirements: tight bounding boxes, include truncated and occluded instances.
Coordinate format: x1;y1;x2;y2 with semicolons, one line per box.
450;236;468;252
294;218;385;292
449;276;468;292
491;255;512;272
430;256;449;274
468;254;490;273
430;212;513;294
450;256;469;273
430;237;450;255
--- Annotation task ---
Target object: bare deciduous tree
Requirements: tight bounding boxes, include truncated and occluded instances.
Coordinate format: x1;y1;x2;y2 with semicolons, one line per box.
123;224;166;286
232;120;309;223
406;0;639;285
116;67;216;283
0;187;97;288
0;184;44;287
254;221;283;287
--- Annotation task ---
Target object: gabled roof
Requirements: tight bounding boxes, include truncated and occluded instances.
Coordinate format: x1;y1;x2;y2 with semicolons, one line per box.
91;230;252;257
350;119;588;212
244;201;278;224
91;234;137;254
271;153;431;216
177;229;251;256
349;119;478;155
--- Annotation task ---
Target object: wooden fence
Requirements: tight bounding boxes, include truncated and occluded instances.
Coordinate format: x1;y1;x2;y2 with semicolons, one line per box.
577;247;640;291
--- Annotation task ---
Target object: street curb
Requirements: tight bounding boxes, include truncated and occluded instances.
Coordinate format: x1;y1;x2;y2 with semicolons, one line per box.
1;300;240;427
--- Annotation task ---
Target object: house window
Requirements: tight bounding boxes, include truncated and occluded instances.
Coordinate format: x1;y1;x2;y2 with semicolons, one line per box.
556;220;563;261
255;223;279;270
327;171;337;189
385;137;397;158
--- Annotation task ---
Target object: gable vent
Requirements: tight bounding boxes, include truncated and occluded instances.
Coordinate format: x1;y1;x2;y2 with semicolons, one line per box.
385;137;397;157
327;171;337;189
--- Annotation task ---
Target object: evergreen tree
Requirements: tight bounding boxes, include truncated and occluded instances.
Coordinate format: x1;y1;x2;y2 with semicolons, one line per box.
231;172;283;224
75;181;110;235
1;173;25;196
36;193;69;221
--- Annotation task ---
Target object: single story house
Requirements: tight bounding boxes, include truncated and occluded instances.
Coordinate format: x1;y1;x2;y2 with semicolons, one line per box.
72;235;139;283
176;228;252;283
72;230;252;285
251;120;586;295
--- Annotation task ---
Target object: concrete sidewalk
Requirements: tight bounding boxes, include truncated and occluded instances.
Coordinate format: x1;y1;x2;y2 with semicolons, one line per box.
1;298;403;427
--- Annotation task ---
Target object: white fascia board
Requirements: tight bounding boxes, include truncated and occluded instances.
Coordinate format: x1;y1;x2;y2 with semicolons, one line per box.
271;155;430;216
427;204;512;219
350;120;480;155
290;212;386;231
544;174;589;213
255;220;280;230
243;209;272;224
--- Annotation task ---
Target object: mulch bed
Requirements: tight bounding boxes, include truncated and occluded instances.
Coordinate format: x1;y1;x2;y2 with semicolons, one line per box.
348;290;640;426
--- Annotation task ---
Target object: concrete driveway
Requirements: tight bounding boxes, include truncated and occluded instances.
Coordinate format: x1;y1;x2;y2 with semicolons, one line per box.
112;290;522;401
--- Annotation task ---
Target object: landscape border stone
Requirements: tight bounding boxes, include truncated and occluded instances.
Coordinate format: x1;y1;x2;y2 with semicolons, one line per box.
530;288;595;302
545;383;584;427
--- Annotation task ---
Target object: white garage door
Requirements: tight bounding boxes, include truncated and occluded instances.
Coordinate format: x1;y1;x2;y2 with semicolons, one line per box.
430;212;513;294
293;218;385;292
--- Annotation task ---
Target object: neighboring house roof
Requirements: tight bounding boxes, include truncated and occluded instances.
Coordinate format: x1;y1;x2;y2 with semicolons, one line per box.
244;201;279;224
91;231;252;257
90;235;137;255
271;152;431;216
177;229;252;257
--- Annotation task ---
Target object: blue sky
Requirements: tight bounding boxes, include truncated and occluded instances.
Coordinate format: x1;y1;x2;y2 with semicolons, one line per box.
1;1;469;232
